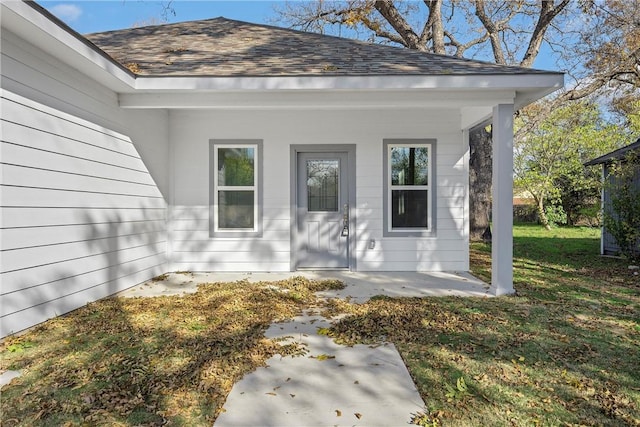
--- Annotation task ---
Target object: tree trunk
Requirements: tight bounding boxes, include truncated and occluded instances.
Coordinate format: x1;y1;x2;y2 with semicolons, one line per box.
469;124;493;241
536;198;551;230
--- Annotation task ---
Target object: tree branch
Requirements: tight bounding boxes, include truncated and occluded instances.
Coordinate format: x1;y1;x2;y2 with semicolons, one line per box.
520;0;571;68
373;0;425;50
421;0;445;54
474;0;506;64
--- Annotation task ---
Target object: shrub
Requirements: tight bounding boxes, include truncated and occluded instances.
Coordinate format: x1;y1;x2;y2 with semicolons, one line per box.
544;204;568;228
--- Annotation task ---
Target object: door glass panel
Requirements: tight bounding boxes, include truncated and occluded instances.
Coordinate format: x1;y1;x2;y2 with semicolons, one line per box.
307;159;339;212
218;190;255;228
391;147;429;185
218;147;255;186
391;189;428;228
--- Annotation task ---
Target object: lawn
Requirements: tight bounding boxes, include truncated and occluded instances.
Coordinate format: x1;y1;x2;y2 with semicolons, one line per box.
1;225;639;426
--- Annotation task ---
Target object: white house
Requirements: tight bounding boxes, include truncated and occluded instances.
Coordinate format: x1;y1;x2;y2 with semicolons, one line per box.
0;1;563;338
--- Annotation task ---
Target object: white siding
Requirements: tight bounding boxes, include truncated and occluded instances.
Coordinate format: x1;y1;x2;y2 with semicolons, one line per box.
168;108;468;272
0;90;168;337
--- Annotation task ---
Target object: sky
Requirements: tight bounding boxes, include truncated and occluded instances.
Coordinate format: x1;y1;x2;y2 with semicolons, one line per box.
39;1;280;34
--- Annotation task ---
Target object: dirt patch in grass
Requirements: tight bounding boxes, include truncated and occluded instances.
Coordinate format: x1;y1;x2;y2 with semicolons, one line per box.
0;277;343;426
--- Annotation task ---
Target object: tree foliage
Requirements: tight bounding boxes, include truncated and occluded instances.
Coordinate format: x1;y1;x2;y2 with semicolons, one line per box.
514;100;625;229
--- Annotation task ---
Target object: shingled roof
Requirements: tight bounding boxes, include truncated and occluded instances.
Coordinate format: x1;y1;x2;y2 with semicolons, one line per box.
85;17;553;77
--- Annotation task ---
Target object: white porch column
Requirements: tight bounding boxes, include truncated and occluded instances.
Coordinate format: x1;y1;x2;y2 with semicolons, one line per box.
492;104;515;295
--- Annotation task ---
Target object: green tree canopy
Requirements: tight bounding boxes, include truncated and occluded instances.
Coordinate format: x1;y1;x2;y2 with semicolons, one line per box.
514;100;633;229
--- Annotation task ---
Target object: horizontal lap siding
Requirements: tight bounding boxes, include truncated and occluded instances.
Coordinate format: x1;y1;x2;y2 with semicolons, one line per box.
169;108;468;272
169;206;290;271
355;122;468;271
169;110;294;272
0;91;167;337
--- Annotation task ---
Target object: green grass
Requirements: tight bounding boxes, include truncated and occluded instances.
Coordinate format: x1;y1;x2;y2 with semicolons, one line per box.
325;224;640;426
1;225;638;426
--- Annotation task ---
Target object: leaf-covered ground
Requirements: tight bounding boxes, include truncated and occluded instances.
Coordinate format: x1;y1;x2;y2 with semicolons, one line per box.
1;225;639;426
323;225;640;426
0;277;343;426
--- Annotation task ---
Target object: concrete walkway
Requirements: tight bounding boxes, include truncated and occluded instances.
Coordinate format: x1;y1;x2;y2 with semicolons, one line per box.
119;271;490;426
214;310;424;426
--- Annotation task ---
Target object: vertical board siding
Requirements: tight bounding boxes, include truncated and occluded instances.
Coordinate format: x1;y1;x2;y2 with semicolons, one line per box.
602;162;640;256
0;91;167;337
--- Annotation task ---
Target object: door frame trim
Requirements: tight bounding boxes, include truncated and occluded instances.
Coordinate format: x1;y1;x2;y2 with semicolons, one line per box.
290;144;357;271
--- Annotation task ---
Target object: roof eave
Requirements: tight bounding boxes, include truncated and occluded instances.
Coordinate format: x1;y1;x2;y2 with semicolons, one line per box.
1;1;136;92
129;73;563;94
585;139;640;166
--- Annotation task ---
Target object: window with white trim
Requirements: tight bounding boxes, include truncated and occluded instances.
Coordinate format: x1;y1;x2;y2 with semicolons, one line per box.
383;139;436;237
210;140;262;237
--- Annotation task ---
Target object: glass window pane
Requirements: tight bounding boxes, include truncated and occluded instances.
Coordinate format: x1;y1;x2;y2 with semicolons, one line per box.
307;160;339;212
218;147;255;186
391;190;428;228
391;147;428;186
218;190;254;229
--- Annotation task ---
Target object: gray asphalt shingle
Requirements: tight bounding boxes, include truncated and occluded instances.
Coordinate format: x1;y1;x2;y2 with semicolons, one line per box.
85;17;553;77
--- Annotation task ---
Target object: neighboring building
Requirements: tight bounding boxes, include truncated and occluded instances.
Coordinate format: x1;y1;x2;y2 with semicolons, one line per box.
0;1;563;337
585;138;640;256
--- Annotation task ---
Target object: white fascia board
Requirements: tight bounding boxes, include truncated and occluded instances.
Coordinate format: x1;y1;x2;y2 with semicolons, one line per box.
132;73;563;93
119;89;516;110
1;1;135;91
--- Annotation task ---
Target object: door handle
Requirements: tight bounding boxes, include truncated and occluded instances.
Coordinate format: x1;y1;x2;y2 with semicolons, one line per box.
342;204;349;236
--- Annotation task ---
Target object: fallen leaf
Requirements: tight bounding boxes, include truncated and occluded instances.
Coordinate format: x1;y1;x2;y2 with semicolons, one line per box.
355;412;362;419
265;392;277;396
311;354;336;361
336;409;342;416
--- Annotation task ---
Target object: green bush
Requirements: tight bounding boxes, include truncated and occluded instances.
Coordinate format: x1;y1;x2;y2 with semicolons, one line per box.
544;204;568;228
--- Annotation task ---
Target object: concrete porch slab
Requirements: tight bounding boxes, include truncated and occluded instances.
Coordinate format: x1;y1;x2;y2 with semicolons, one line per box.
118;271;490;300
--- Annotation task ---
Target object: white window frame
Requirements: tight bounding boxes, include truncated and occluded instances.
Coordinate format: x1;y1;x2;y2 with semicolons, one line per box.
210;140;262;237
383;139;436;237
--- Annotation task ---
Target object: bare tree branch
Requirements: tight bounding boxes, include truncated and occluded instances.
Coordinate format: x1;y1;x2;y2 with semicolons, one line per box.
421;0;445;54
474;0;507;64
520;0;571;68
373;0;426;50
445;30;490;58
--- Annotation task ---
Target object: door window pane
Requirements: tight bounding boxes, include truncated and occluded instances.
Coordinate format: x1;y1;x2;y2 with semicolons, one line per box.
218;190;255;229
391;147;429;185
218;147;255;186
307;160;339;212
391;190;428;228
